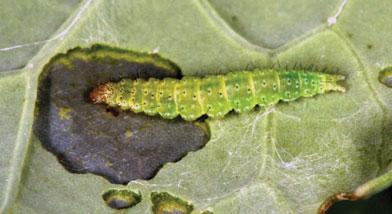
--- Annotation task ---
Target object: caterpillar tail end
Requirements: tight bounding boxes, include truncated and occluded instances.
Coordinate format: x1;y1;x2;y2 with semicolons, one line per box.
90;83;110;104
325;74;346;93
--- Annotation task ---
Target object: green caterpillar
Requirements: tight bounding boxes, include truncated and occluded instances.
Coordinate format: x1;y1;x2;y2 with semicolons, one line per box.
90;69;345;121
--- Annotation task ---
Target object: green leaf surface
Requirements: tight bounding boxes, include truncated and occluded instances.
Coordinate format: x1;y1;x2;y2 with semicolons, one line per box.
0;0;82;71
1;0;391;213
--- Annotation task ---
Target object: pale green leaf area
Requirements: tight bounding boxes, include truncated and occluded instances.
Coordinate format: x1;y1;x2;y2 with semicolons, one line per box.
0;71;26;211
0;0;391;213
0;0;82;71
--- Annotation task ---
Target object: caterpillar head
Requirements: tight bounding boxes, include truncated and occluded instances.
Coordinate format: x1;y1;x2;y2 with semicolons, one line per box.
90;83;112;104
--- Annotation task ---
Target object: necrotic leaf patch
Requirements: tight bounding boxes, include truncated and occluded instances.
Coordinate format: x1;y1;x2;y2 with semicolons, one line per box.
33;44;210;184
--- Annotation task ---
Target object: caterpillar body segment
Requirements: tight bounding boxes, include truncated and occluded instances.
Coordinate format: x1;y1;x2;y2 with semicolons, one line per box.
90;69;345;121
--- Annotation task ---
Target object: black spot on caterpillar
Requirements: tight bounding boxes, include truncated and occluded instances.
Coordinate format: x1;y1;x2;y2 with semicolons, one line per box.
90;69;346;121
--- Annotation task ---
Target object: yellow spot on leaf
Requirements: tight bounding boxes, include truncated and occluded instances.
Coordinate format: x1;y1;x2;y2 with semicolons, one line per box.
59;107;72;120
125;130;133;138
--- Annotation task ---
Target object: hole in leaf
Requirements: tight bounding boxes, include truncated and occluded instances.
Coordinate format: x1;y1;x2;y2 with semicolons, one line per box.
34;44;210;184
379;67;392;88
151;192;194;214
102;189;141;209
325;186;392;214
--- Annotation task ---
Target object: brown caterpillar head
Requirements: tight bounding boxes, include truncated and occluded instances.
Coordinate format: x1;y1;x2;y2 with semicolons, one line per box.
90;83;111;104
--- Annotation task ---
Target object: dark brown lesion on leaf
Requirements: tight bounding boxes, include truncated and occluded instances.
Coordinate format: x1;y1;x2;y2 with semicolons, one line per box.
34;44;211;184
102;189;142;209
151;192;194;214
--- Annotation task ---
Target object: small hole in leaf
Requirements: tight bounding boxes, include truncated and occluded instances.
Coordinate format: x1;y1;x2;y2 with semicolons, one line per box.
379;67;392;88
102;189;141;209
151;192;193;214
